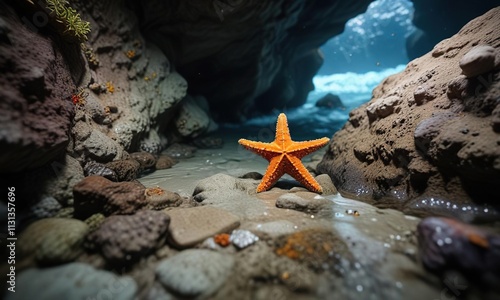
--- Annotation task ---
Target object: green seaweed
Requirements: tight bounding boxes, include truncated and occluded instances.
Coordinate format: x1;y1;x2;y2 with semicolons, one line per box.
45;0;90;42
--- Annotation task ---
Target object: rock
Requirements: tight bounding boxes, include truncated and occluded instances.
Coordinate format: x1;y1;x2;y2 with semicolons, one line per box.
84;213;106;232
459;45;497;77
317;8;500;213
155;154;177;169
30;196;62;219
315;93;345;109
230;229;259;249
39;155;85;206
156;249;234;298
73;176;146;219
163;143;196;158
417;217;500;285
275;192;333;214
145;187;183;209
366;95;401;122
18;218;88;265
315;174;337;195
85;210;170;266
84;161;118;181
105;159;141;181
164;206;240;248
0;6;74;173
8;263;137;300
191;136;224;149
136;0;372;120
130;151;157;170
139;129;163;155
83;130;118;161
174;95;211;138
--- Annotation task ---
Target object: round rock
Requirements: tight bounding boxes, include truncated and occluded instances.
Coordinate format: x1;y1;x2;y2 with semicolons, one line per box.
156;249;234;298
7;263;137;300
18;218;88;265
459;45;496;77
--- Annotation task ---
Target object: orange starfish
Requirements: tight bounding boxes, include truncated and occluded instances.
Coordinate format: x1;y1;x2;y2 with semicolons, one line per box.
239;113;330;193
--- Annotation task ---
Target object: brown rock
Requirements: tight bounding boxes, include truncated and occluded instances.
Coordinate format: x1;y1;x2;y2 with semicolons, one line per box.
459;45;497;77
130;152;157;170
155;154;177;170
317;8;500;213
105;159;141;181
0;5;75;172
86;210;170;266
164;206;240;248
73;176;146;219
145;186;183;209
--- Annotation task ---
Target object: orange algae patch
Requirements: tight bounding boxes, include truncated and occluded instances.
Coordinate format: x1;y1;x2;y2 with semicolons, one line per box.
106;81;115;93
145;186;165;197
125;49;136;59
214;233;231;247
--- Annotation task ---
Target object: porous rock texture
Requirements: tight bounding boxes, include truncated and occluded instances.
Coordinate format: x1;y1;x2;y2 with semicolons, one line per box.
318;8;500;218
0;3;75;173
135;0;373;121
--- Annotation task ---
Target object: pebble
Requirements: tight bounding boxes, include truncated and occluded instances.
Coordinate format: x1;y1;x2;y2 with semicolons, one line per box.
315;174;337;195
130;151;157;170
84;161;118;181
230;229;259;249
30;196;62;218
156;249;234;298
155;154;177;169
164;206;240;248
85;210;170;266
7;263;137;300
366;95;401;122
18;218;88;265
459;45;497;77
73;176;147;219
275;192;333;214
145;187;183;209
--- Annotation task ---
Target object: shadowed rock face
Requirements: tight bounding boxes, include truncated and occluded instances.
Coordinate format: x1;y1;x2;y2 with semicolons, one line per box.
317;8;500;220
135;0;372;121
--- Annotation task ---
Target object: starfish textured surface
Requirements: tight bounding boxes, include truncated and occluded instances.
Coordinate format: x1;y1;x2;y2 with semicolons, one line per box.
239;113;330;193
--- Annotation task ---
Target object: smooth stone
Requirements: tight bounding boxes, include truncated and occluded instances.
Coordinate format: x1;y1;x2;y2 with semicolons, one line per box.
459;45;496;77
315;174;337;195
163;206;240;248
156;249;234;298
7;263;137;300
275;192;332;214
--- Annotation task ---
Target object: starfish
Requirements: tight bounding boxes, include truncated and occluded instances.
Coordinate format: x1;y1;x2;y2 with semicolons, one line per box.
239;113;330;193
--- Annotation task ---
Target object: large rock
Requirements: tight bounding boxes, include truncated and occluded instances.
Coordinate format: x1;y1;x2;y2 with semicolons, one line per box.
317;8;500;218
8;263;137;300
135;0;372;120
0;4;75;173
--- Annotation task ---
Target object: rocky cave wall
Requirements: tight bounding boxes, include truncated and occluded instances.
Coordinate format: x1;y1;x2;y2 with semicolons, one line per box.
318;7;500;220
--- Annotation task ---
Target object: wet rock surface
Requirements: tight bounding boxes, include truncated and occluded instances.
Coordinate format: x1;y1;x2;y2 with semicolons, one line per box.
318;8;500;217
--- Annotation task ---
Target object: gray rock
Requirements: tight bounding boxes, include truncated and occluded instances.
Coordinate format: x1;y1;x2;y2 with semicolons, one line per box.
18;218;88;265
30;196;62;218
315;174;337;195
83;130;118;161
40;155;85;205
139;129;163;154
175;95;211;138
459;45;497;77
164;206;240;248
156;249;234;298
7;263;137;300
275;192;333;214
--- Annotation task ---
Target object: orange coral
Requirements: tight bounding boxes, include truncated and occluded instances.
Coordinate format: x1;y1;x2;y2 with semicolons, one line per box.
106;81;115;93
125;50;136;59
214;233;231;247
145;186;165;197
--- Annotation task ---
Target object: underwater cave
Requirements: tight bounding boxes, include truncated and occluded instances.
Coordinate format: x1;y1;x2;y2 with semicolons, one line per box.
1;0;500;299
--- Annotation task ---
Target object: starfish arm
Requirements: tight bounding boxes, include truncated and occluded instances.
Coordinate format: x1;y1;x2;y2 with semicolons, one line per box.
275;113;292;147
238;139;283;160
286;155;323;193
288;137;330;158
257;155;286;192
